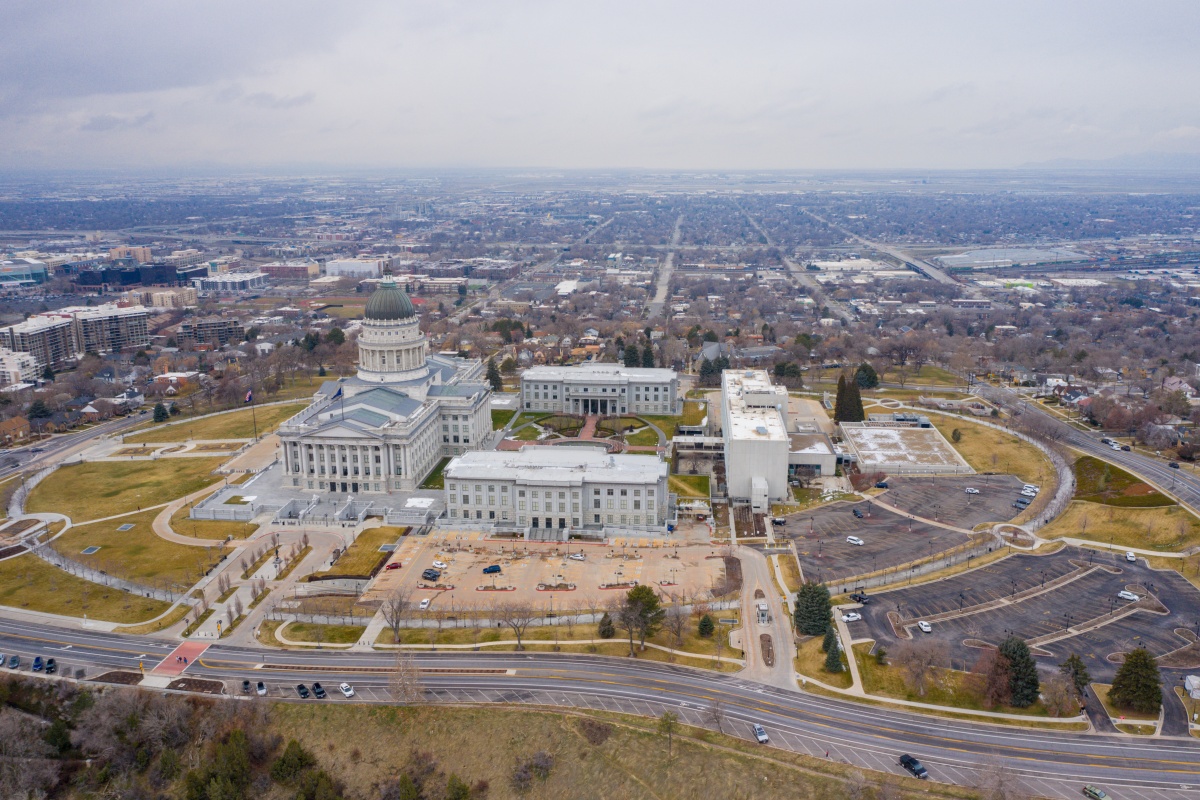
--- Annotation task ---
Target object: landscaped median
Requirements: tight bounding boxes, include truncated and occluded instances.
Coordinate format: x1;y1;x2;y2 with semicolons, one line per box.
305;526;406;580
1094;682;1160;735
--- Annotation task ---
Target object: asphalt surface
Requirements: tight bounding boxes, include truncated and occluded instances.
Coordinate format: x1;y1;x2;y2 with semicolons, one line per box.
0;413;147;483
1;619;1198;799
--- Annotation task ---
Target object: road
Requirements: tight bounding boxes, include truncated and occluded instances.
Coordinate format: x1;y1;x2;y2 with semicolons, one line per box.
0;412;148;483
1;618;1197;799
799;208;961;288
978;386;1200;519
647;214;683;319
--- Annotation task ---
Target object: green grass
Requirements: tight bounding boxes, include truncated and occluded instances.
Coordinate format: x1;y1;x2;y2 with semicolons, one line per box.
124;402;307;443
490;409;516;428
1074;455;1175;507
639;414;682;439
881;365;961;386
626;427;660;446
0;553;171;623
512;425;543;441
52;510;225;588
681;400;707;426
538;415;584;435
596;417;643;436
27;458;227;521
284;622;367;645
420;457;452;490
309;526;405;579
794;635;852;688
670;474;711;498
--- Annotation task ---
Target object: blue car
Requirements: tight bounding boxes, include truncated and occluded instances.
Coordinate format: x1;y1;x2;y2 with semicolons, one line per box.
482;565;502;575
32;656;44;672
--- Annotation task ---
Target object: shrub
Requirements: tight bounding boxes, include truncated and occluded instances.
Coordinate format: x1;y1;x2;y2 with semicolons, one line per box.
271;739;316;783
697;614;715;637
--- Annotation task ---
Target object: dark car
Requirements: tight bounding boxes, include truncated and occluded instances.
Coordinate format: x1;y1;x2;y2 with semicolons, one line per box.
1169;462;1180;469
32;656;44;672
296;684;310;699
850;592;871;604
45;658;57;675
852;508;864;519
874;481;889;489
1121;445;1131;451
312;682;327;699
421;569;441;581
242;679;252;693
482;565;502;575
7;655;19;669
899;754;928;779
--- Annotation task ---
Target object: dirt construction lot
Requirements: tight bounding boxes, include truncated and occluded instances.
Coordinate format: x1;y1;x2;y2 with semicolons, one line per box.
878;475;1026;529
362;529;729;607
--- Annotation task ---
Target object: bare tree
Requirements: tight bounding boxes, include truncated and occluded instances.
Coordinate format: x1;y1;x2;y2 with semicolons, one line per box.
380;586;413;644
891;640;949;697
974;761;1027;800
1040;672;1079;717
0;712;59;798
495;601;538;650
844;769;871;800
561;599;577;638
390;651;425;705
662;593;689;649
706;698;726;735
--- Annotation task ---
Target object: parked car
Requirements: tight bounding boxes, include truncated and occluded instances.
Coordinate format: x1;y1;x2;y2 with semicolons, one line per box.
312;682;327;699
874;481;889;489
45;658;56;674
1125;551;1137;563
841;612;863;623
965;487;980;495
846;536;865;546
1020;489;1037;498
917;621;933;634
296;684;310;699
849;592;870;604
852;508;864;519
899;754;928;779
482;564;502;575
32;656;43;672
339;683;355;698
7;655;19;669
568;553;586;561
1023;484;1039;493
771;517;787;525
752;724;769;744
1117;590;1141;602
432;560;448;569
1082;786;1109;800
419;598;432;611
242;679;252;693
421;569;441;581
385;562;402;571
256;681;267;696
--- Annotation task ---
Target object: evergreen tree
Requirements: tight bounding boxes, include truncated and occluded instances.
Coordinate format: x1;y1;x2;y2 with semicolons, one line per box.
623;345;640;368
834;374;847;421
793;581;831;636
824;639;843;673
642;344;655;369
698;614;714;637
1109;647;1162;715
845;379;865;422
486;357;503;392
821;626;837;654
597;612;615;639
325;327;345;346
854;362;879;389
41;365;54;382
27;399;52;419
627;584;666;649
153;402;169;423
698;357;716;385
998;636;1040;708
318;365;326;377
1059;653;1091;696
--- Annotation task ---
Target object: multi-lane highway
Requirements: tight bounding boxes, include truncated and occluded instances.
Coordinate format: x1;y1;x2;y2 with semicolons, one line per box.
0;618;1197;800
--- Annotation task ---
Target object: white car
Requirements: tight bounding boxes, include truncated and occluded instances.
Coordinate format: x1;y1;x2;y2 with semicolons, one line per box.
841;612;863;623
1117;590;1140;602
917;621;933;633
965;487;980;495
1023;485;1039;493
1125;551;1137;563
568;553;586;561
339;682;355;698
752;724;769;744
1020;490;1037;498
846;536;865;546
419;598;432;611
432;560;448;570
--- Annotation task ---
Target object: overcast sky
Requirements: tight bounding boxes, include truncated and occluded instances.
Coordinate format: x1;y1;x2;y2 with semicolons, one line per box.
3;1;1198;171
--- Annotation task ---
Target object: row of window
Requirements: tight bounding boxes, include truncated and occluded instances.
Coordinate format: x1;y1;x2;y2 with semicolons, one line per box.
447;508;651;527
447;484;654;499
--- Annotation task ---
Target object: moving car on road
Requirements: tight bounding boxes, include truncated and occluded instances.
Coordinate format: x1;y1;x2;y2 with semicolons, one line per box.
899;754;928;779
752;724;769;744
846;536;865;546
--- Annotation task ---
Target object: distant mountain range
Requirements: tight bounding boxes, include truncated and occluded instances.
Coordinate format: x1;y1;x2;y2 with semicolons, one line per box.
1023;151;1200;171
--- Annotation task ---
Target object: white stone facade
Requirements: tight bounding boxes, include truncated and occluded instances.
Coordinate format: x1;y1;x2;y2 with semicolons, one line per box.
520;363;678;416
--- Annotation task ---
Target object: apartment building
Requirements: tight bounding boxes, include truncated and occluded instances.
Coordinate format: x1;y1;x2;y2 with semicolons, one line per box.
180;317;245;347
0;305;149;370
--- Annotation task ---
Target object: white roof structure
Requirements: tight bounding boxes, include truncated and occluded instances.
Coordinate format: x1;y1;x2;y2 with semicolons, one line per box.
722;370;788;443
523;363;675;382
445;446;667;486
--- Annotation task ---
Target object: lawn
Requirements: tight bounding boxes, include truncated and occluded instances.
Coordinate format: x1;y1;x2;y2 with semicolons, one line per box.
596;416;643;436
27;457;227;522
124;402;307;443
1094;683;1158;723
0;554;170;623
669;474;710;498
639;414;683;439
626;427;660;446
681;400;707;426
856;644;1054;717
490;409;516;428
1073;456;1175;507
512;424;543;441
284;622;366;645
930;416;1053;484
1039;501;1200;551
881;365;961;386
52;510;225;589
795;634;853;688
309;526;405;578
420;457;452;490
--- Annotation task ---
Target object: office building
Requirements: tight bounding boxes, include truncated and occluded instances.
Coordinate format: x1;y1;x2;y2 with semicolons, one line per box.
721;370;789;511
109;245;153;263
326;257;391;278
520;363;679;415
193;271;268;292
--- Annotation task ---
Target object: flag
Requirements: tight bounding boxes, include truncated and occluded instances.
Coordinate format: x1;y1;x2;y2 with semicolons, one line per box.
244;390;253;404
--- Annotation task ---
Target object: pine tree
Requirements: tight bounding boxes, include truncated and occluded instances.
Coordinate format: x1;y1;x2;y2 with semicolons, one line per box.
153;402;169;423
998;637;1040;708
821;627;837;654
854;362;879;389
486;357;503;392
41;365;54;382
793;581;831;636
1059;653;1091;696
845;379;865;422
824;639;843;673
597;612;615;639
623;345;640;368
1109;647;1162;715
698;614;715;637
834;374;847;422
642;344;655;369
699;358;716;385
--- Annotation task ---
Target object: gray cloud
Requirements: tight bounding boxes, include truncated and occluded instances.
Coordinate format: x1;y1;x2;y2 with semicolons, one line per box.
80;112;155;132
244;92;316;110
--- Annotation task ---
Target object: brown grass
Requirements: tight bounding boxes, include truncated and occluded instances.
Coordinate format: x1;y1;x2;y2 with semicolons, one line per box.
929;417;1053;485
0;553;170;623
1040;502;1200;552
27;458;227;521
794;634;852;689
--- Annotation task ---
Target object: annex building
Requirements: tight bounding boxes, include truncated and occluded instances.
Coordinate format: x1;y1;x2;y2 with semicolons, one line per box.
277;273;492;495
520;363;679;416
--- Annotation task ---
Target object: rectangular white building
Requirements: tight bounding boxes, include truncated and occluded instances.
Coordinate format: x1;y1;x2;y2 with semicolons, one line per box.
0;347;38;387
327;257;390;278
444;446;670;537
721;369;789;509
520;363;678;416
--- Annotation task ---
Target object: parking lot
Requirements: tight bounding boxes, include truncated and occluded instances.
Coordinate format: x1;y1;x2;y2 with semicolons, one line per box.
362;529;730;609
878;475;1027;529
779;501;975;586
848;546;1200;681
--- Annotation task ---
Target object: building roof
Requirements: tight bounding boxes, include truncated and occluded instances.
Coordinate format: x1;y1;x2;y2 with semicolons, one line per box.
522;363;675;382
364;273;416;321
722;369;788;443
445;446;667;486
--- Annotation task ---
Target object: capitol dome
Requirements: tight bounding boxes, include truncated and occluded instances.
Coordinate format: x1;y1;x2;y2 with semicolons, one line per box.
364;273;416;321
